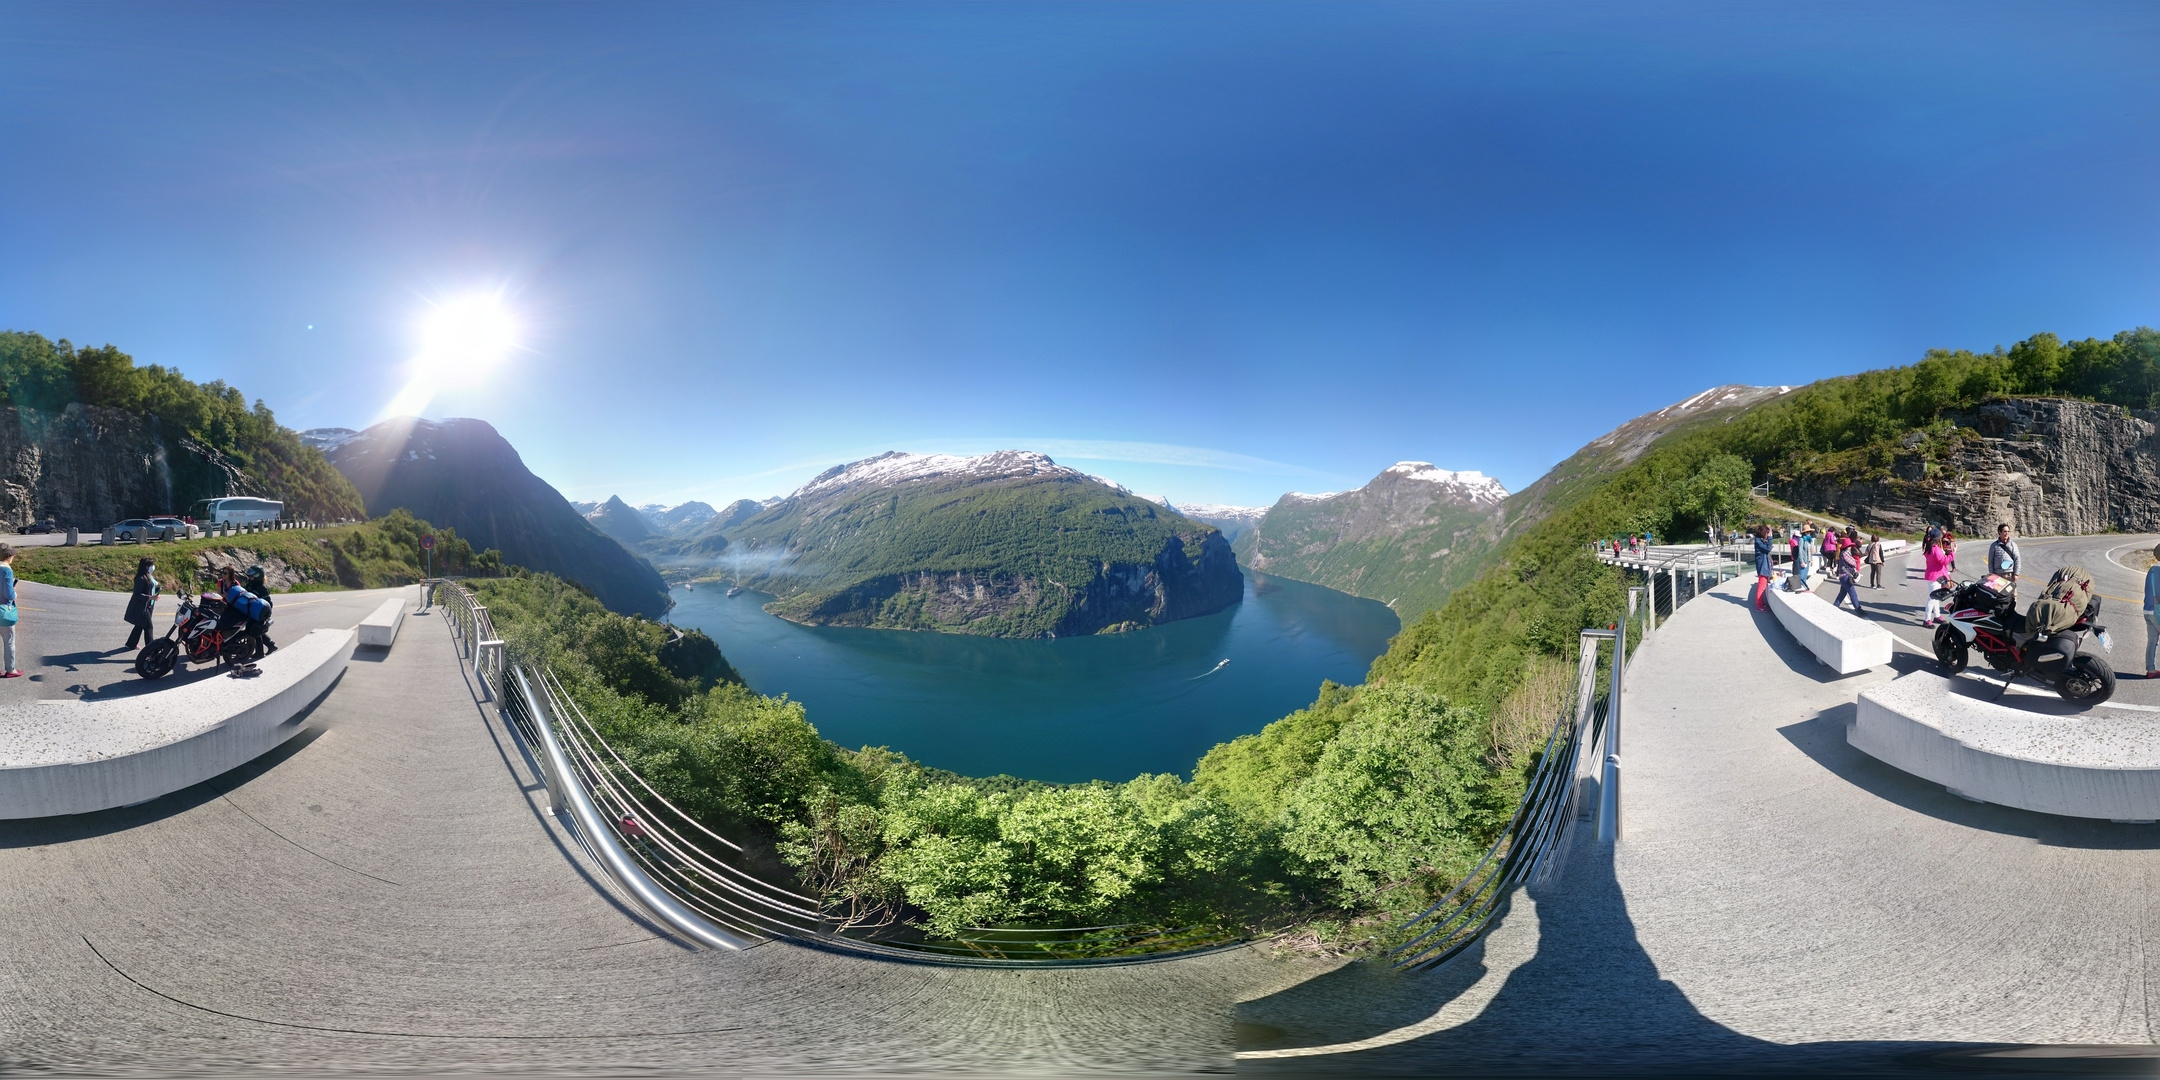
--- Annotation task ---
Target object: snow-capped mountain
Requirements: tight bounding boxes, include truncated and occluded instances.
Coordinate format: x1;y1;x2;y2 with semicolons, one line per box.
794;450;1132;498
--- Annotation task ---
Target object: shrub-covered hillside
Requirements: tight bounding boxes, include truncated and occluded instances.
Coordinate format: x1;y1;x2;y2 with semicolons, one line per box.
0;331;365;522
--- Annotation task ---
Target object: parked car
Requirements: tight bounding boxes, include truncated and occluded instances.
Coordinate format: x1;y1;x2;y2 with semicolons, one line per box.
149;516;191;537
22;521;56;535
110;518;155;541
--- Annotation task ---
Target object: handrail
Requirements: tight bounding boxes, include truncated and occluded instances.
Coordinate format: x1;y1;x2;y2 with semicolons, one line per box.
1388;623;1616;970
512;668;753;951
431;577;1244;965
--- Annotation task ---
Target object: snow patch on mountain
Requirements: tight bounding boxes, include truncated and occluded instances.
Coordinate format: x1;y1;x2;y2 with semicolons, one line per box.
1379;462;1509;505
794;450;1131;497
299;427;361;454
1175;503;1268;524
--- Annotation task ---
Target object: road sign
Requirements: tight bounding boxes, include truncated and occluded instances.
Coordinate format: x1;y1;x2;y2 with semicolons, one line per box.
421;535;436;550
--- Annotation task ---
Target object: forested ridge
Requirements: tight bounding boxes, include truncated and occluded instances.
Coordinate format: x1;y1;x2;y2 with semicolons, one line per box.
0;331;365;521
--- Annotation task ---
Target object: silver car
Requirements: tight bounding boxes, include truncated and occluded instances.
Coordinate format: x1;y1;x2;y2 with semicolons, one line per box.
110;518;157;541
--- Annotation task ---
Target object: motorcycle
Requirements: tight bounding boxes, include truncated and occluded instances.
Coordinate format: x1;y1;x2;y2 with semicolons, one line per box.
136;590;276;680
1931;574;2115;705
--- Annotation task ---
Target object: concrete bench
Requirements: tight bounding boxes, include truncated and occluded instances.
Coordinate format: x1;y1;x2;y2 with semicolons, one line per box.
357;597;406;648
1765;585;1893;673
1852;671;2160;821
0;628;357;819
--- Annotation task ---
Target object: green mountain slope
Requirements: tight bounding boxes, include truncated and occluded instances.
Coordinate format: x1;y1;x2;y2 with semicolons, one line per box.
1235;463;1507;622
721;450;1242;638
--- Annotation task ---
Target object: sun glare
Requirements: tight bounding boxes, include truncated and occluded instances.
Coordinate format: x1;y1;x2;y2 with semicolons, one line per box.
421;295;518;366
379;293;523;421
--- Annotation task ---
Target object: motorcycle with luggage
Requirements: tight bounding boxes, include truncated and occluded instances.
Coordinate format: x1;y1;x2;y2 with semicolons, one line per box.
136;574;276;680
1932;566;2115;705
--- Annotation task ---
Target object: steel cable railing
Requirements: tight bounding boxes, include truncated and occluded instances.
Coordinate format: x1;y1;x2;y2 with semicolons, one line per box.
431;577;1624;970
1386;620;1620;971
430;578;1245;966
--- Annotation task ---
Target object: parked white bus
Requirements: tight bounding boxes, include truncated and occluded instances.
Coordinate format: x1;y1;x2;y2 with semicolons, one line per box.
188;497;284;526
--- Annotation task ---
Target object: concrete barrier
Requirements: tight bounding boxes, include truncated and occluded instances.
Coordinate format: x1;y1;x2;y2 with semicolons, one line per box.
0;628;357;819
1852;670;2160;821
1765;585;1893;673
357;597;406;648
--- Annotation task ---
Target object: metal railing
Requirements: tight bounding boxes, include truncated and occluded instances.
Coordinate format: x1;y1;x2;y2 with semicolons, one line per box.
1388;603;1628;970
1592;545;1747;631
430;579;1246;966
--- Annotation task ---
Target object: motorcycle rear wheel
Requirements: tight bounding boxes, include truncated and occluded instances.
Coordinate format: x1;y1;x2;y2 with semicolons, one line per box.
221;631;266;665
1933;624;1969;675
136;640;178;680
2059;654;2115;705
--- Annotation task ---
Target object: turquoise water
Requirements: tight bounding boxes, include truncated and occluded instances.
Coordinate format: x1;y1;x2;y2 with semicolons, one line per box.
666;573;1400;783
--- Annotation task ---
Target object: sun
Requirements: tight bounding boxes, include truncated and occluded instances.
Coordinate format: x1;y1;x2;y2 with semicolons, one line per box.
379;293;524;420
420;295;518;367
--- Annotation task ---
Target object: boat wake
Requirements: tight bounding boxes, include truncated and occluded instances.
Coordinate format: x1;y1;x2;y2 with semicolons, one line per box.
1189;658;1230;680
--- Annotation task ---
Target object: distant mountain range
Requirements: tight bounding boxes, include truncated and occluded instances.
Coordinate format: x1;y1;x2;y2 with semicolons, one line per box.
307;419;671;618
645;450;1241;638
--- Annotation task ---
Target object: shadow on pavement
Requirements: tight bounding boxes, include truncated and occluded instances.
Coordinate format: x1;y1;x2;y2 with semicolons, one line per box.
1777;707;2160;850
1239;830;1988;1075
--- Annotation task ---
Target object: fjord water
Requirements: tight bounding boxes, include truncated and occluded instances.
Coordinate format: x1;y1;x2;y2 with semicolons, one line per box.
667;573;1399;783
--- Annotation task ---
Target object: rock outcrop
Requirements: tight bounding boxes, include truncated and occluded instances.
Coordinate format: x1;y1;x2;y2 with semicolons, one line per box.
1782;397;2160;536
0;403;293;532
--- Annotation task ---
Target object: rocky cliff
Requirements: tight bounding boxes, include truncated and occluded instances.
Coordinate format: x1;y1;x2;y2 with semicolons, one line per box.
0;402;354;531
1782;397;2160;536
720;450;1243;638
319;417;671;618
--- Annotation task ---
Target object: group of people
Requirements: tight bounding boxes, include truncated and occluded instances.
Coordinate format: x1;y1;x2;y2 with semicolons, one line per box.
0;552;279;685
1602;533;1657;556
1750;522;1890;614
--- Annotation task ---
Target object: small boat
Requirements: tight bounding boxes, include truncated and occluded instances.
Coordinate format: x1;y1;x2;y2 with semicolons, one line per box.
726;585;743;597
684;583;693;591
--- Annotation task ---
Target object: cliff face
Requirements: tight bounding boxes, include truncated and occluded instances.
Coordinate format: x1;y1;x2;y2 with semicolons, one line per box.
321;417;671;618
724;450;1243;638
0;402;309;531
1783;397;2160;536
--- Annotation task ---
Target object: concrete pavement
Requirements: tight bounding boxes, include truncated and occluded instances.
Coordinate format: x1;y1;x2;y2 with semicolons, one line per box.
0;584;1262;1075
1239;562;2160;1073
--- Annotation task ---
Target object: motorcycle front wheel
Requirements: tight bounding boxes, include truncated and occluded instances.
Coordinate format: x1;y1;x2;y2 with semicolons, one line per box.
2059;654;2116;705
1933;624;1969;675
136;640;178;680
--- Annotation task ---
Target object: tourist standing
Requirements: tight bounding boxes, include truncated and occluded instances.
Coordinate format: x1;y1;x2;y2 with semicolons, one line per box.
1921;534;1952;625
122;557;159;651
1864;534;1885;589
1798;527;1817;590
2143;542;2160;678
1833;536;1865;616
0;544;19;678
1753;524;1775;610
1987;524;2021;592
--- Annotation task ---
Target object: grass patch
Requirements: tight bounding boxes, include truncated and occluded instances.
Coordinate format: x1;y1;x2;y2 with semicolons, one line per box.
10;509;502;595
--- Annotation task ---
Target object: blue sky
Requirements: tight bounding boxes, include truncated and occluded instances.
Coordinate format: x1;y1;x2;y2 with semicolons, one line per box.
4;2;2156;509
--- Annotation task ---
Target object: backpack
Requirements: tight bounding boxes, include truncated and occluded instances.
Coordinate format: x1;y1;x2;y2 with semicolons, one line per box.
2026;565;2095;636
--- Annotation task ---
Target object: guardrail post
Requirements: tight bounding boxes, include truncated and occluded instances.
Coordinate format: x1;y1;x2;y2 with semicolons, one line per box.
477;641;504;701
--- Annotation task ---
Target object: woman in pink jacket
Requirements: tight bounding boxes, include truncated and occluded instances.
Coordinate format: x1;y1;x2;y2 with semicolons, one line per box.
1921;534;1953;625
